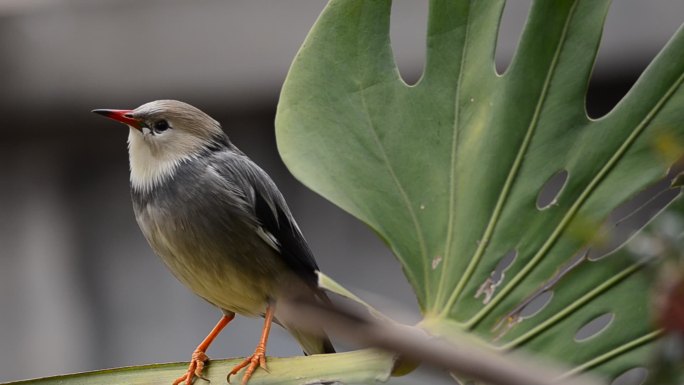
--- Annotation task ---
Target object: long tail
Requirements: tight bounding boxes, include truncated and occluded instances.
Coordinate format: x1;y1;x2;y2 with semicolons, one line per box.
288;326;335;355
277;289;336;355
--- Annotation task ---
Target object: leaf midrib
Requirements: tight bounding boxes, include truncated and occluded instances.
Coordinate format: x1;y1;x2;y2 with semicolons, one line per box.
434;0;472;310
439;0;582;318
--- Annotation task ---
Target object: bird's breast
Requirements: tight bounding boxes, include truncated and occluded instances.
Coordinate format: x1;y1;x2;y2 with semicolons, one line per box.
131;171;286;316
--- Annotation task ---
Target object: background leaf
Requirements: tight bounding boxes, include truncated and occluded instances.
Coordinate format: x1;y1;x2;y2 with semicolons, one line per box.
276;0;684;381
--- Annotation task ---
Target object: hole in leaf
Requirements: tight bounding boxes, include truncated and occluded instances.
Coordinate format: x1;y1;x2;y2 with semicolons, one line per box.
492;250;586;340
476;249;517;304
494;0;533;75
389;0;428;85
603;178;673;225
574;313;614;342
587;186;681;261
492;289;554;341
492;249;517;281
611;367;648;385
536;170;569;210
519;290;553;319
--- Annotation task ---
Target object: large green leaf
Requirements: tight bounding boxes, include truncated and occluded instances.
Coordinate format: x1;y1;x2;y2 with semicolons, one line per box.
0;350;394;385
276;0;684;382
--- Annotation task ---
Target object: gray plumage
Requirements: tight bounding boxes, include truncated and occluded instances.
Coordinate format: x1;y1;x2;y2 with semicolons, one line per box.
108;100;334;355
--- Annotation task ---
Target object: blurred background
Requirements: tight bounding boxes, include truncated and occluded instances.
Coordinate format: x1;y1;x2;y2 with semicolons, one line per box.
0;0;682;383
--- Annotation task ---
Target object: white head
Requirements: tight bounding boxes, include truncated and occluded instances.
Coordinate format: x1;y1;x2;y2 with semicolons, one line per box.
93;100;226;193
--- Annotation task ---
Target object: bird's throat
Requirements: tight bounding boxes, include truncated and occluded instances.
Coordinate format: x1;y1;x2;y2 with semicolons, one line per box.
127;128;190;194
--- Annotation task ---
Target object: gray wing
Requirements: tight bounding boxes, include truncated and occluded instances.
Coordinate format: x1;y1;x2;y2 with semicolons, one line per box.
211;151;319;286
211;150;335;354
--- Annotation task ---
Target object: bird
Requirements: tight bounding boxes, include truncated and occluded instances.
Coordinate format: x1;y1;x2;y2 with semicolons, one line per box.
92;100;335;385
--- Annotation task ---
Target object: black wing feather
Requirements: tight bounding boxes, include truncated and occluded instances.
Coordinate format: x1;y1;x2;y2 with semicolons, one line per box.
211;149;320;287
252;177;319;287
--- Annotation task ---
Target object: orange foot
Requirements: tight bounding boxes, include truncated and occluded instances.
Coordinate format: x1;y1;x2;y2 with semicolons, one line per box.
172;314;235;385
227;346;269;385
227;306;275;385
173;350;209;385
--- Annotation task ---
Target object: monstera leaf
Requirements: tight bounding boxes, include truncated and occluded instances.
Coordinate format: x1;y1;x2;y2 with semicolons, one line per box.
276;0;684;382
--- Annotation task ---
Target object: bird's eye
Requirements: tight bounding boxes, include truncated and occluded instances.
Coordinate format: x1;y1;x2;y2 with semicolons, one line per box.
153;119;170;133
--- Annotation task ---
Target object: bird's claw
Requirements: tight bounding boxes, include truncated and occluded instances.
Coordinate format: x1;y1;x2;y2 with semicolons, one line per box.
226;347;268;385
173;350;210;385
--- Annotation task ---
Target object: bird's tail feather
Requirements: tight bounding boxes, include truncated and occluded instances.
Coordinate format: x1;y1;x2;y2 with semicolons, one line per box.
288;326;335;355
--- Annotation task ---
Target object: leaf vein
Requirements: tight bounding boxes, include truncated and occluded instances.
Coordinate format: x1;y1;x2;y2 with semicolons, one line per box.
499;262;645;350
442;0;582;317
466;53;684;329
434;0;472;310
558;330;662;378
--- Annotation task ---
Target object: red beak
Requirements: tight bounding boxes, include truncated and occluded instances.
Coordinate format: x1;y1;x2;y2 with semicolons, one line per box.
92;109;142;130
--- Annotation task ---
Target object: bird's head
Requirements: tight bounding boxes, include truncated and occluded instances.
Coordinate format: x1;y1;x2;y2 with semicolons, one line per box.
93;100;226;192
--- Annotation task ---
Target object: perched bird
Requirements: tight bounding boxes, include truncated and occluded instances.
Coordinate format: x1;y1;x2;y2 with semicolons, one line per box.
92;100;334;385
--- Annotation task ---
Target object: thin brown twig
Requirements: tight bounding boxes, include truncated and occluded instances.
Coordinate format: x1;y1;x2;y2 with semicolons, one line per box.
278;297;600;385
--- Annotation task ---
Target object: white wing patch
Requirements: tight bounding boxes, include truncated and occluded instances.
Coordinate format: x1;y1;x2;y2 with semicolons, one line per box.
256;226;280;252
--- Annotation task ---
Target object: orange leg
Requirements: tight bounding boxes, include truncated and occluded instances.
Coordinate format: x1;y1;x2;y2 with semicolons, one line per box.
227;305;274;385
173;313;235;385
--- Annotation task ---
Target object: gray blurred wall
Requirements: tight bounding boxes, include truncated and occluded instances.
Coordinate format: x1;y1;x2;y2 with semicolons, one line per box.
0;0;682;382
